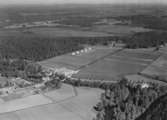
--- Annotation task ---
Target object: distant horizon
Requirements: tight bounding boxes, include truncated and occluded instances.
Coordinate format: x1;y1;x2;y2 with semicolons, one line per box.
1;3;167;8
1;0;167;6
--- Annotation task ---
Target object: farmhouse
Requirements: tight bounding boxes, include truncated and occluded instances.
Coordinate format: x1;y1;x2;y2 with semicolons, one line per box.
141;83;149;89
52;67;79;78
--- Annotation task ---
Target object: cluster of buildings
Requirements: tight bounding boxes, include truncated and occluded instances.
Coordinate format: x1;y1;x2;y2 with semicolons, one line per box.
49;67;79;78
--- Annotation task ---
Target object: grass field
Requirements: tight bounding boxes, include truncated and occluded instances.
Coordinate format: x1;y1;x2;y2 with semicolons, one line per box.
31;27;113;37
39;46;161;81
0;26;113;38
92;24;151;35
73;48;161;81
0;85;103;120
0;94;52;113
0;24;150;39
44;84;75;101
40;46;161;81
141;55;167;82
39;47;120;70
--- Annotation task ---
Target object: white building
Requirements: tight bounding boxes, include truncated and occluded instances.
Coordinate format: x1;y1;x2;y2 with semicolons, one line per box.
52;67;79;78
141;83;149;89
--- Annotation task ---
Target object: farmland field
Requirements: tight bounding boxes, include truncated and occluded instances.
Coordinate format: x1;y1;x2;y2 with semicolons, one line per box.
0;26;113;38
39;47;121;70
0;94;52;113
0;84;103;120
141;54;167;82
30;27;113;37
91;24;151;36
72;48;161;81
40;46;161;81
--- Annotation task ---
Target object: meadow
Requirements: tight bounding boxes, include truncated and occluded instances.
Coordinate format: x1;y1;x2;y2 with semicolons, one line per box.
39;46;161;81
0;85;103;120
72;48;161;81
39;47;120;70
31;27;113;37
141;55;167;82
92;24;151;36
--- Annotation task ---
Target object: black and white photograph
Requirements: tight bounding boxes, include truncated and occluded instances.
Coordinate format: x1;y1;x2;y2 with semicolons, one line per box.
0;0;166;120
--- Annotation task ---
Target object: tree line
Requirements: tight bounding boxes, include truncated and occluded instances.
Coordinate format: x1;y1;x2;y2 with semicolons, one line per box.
122;31;167;49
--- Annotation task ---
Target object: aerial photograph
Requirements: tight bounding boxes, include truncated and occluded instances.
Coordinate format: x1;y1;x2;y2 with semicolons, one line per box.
0;0;166;120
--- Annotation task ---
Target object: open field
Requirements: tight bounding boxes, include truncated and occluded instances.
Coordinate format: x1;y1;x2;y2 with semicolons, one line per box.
73;48;161;81
31;27;113;37
40;46;161;81
0;30;23;37
0;24;150;38
39;47;121;70
141;54;167;82
73;58;147;80
92;24;151;35
0;26;113;38
0;84;74;114
0;84;103;120
0;94;52;113
43;84;75;101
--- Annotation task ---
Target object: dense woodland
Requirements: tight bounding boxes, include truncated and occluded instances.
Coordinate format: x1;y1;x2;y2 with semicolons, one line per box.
94;80;167;120
0;35;115;61
123;31;167;48
135;93;167;120
114;15;167;30
0;31;167;61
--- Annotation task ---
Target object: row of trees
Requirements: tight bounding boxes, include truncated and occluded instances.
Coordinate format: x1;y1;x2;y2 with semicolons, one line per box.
64;78;116;89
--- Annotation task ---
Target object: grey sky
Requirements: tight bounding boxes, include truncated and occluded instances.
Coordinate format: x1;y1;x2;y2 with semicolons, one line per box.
1;0;167;5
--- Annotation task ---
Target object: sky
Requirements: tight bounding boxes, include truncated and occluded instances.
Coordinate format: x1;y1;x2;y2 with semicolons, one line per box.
0;0;167;5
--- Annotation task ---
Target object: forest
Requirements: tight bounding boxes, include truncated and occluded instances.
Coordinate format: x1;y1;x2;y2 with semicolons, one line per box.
135;93;167;120
122;31;167;48
114;15;167;30
93;80;167;120
0;35;115;61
